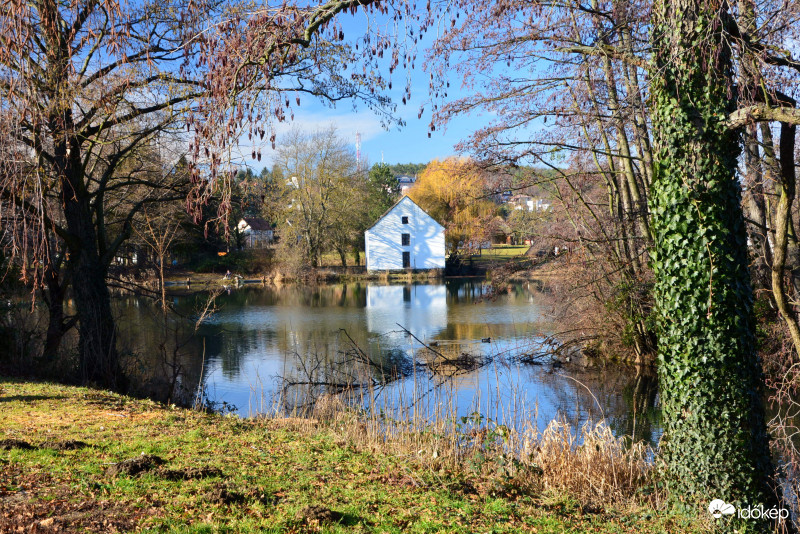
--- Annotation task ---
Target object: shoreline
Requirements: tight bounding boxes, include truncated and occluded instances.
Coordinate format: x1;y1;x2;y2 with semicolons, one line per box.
151;261;567;289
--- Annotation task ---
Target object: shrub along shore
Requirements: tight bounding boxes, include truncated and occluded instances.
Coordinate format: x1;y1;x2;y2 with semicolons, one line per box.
0;379;712;533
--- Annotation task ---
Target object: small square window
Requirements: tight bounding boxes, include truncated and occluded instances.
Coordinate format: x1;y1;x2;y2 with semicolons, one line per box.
401;216;409;224
401;233;410;246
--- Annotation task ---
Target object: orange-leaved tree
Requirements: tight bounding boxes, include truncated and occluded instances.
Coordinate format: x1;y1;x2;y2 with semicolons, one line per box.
407;158;497;252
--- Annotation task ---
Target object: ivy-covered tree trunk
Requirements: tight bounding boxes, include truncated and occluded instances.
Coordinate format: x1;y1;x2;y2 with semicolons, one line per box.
650;0;776;521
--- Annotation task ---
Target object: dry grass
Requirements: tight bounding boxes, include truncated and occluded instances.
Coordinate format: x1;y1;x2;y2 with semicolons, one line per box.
283;379;658;512
527;419;656;506
265;338;660;511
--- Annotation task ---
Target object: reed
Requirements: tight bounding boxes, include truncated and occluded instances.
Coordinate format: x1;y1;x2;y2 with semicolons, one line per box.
260;350;659;510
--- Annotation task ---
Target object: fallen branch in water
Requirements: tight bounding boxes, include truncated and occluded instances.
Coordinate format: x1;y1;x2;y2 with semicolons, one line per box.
277;325;563;414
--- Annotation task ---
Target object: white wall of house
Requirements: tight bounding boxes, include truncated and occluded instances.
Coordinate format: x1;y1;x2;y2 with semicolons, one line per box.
237;219;274;248
365;196;445;271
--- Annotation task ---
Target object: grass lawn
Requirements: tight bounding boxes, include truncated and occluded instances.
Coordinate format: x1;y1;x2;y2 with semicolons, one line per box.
472;245;530;259
0;379;710;533
317;251;363;268
319;245;532;269
467;245;531;269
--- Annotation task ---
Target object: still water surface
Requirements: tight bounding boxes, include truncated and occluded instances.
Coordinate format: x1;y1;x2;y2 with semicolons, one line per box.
116;280;660;444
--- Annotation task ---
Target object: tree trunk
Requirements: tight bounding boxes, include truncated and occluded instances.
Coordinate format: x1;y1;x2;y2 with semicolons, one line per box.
650;0;776;521
42;262;68;361
772;123;800;355
38;0;125;391
742;126;773;292
71;256;123;390
58;136;125;391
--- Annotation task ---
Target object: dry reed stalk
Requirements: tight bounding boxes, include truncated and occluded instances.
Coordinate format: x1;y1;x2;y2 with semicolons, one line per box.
288;378;657;509
265;340;659;510
524;419;655;506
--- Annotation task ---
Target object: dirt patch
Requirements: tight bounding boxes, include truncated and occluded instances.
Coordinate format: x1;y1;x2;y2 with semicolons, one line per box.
581;504;604;515
0;439;35;450
0;494;144;533
105;454;164;477
295;505;344;524
41;440;91;451
157;466;222;481
203;483;246;505
199;482;276;507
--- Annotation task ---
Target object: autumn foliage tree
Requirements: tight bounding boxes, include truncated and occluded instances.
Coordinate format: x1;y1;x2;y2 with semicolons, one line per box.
407;158;497;251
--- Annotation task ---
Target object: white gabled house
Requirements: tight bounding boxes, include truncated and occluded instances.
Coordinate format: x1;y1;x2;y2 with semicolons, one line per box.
236;217;274;248
365;196;445;271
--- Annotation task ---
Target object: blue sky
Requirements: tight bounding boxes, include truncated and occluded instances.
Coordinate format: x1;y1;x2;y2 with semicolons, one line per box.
233;8;492;172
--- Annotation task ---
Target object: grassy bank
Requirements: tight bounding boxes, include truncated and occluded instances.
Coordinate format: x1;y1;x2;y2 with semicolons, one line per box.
0;379;710;533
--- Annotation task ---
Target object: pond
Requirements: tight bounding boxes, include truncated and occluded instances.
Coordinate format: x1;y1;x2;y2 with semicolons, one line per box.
114;279;661;445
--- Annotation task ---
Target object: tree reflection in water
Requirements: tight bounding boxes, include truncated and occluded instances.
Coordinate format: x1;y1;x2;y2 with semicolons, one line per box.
113;280;661;446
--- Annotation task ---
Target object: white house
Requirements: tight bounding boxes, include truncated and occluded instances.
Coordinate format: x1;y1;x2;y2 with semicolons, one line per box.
508;195;551;212
237;217;274;248
365;196;445;271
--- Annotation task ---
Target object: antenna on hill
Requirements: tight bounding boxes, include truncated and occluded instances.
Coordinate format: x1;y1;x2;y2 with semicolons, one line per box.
356;132;362;172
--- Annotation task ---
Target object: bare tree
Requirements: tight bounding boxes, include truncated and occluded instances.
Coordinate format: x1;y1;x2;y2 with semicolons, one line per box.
0;0;396;390
272;127;360;269
418;0;656;358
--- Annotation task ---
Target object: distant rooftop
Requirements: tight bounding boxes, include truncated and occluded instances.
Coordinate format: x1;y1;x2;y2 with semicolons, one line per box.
240;217;272;231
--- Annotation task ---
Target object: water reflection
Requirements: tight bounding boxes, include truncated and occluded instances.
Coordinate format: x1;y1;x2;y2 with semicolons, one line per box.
366;284;447;340
113;280;662;445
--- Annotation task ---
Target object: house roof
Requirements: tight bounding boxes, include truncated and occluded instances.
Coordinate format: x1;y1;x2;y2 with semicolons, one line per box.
240;217;272;231
365;195;445;233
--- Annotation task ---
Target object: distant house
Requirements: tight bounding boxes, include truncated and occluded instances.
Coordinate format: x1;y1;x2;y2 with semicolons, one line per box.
486;216;512;245
365;196;445;271
237;217;274;248
508;195;551;212
396;175;417;195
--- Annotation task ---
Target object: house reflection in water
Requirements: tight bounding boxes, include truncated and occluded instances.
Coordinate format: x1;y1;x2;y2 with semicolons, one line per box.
365;284;447;340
